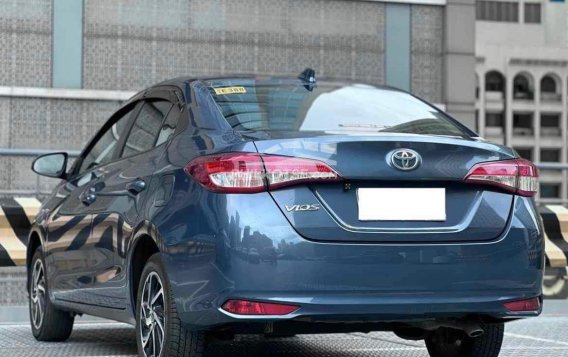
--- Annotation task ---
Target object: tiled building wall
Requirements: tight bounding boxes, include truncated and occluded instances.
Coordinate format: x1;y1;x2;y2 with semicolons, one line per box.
83;0;387;91
0;0;52;87
411;5;444;104
0;97;121;193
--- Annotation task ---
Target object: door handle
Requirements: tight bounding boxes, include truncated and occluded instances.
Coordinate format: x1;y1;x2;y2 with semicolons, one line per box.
126;179;146;195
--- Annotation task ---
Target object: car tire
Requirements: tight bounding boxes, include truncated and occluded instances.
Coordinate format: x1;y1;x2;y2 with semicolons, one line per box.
136;253;206;357
29;249;74;341
425;323;504;357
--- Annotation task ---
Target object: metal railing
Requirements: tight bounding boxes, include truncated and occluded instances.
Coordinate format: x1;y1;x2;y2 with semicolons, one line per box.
0;148;81;157
0;148;567;204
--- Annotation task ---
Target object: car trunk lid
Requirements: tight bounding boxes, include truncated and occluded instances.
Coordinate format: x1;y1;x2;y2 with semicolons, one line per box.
254;133;516;243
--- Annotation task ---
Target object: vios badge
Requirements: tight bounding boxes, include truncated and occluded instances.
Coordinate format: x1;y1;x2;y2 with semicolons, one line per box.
285;204;320;212
390;149;421;171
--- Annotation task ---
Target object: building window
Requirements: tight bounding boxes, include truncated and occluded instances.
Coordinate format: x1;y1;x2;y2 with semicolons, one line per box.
513;113;534;136
541;113;562;136
486;112;504;127
515;148;533;161
476;1;519;22
541;75;562;101
540;183;561;199
541;149;561;163
513;74;533;100
485;71;505;92
485;112;505;136
541;76;557;93
524;3;541;24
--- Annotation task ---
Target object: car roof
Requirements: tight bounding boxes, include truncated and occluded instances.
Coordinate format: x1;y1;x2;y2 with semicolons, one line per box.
149;74;402;93
152;74;260;90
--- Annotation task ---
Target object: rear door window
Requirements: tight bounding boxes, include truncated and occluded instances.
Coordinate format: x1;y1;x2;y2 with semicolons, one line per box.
122;100;172;158
78;105;136;174
155;105;181;147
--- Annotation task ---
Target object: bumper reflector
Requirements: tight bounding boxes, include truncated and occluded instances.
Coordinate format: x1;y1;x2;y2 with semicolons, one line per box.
503;297;541;312
222;299;299;315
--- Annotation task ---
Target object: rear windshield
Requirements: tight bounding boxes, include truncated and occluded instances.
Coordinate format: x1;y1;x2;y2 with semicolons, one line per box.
203;80;473;137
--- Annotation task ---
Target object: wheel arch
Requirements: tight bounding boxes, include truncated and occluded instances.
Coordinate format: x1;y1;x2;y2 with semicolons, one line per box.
128;227;161;316
26;227;44;292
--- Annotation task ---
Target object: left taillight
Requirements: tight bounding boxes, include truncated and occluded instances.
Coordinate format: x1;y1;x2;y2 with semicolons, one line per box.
464;159;538;197
185;153;340;193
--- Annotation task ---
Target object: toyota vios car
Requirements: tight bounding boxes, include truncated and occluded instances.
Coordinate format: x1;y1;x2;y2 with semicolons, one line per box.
28;71;544;357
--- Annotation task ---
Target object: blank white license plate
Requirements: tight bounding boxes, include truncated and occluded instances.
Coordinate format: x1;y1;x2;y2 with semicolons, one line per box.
357;188;446;221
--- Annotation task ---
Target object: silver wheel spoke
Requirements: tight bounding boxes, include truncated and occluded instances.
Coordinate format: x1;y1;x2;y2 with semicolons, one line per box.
141;303;148;319
33;266;41;285
151;288;163;305
154;313;165;337
142;327;152;348
37;298;43;321
147;278;152;306
152;327;156;356
37;284;45;294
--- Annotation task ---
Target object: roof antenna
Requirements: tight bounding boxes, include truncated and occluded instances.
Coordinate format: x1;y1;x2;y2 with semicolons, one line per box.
298;68;316;91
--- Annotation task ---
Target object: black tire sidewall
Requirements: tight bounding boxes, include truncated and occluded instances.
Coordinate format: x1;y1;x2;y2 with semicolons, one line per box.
136;253;171;357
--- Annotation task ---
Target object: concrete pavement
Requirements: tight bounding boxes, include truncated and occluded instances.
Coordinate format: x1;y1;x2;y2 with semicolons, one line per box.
1;301;568;356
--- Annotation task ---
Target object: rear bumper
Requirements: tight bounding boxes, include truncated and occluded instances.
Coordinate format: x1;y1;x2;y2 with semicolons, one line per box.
159;191;544;330
192;293;542;332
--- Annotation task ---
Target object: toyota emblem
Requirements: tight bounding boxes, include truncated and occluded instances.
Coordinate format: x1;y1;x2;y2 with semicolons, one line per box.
390;149;421;171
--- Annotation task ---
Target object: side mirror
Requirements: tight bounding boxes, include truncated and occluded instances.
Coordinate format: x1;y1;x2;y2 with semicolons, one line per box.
32;152;68;179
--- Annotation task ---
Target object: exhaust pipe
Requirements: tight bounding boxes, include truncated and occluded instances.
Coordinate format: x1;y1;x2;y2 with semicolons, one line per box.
465;326;484;338
409;321;485;339
428;322;485;338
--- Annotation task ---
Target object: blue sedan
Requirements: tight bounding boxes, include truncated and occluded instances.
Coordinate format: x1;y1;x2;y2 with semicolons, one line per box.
28;70;543;357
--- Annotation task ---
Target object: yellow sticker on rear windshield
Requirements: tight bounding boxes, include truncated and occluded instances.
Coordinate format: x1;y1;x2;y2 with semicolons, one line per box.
213;86;247;95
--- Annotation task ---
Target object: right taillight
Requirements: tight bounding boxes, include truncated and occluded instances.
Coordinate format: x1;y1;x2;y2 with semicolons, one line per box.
464;159;538;197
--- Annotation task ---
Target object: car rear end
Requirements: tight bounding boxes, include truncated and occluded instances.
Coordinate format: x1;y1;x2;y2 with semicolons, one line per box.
160;78;544;340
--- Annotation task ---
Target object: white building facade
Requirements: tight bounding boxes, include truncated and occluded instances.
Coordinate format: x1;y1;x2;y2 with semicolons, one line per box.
476;0;568;203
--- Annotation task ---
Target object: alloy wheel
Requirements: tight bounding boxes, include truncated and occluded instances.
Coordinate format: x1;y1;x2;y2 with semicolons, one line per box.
30;259;46;330
140;271;166;357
